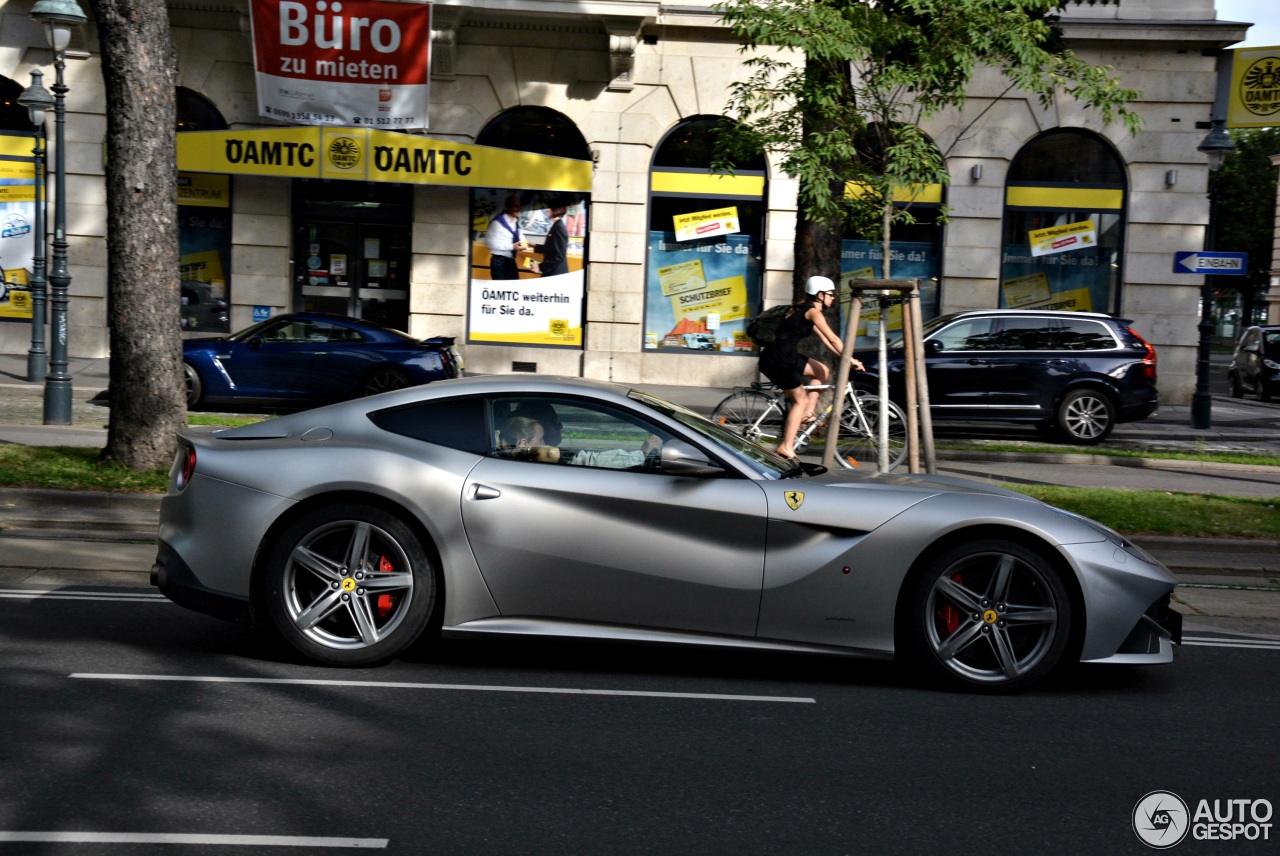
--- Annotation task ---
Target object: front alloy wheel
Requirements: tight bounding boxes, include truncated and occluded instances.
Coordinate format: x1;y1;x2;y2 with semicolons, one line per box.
265;504;438;666
907;540;1072;691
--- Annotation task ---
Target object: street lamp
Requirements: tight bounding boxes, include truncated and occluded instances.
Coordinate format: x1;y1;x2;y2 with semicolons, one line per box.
29;0;86;425
1191;117;1235;431
17;70;53;384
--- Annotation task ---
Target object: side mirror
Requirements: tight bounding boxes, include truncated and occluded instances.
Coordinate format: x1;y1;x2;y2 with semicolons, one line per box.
659;440;725;476
925;339;943;354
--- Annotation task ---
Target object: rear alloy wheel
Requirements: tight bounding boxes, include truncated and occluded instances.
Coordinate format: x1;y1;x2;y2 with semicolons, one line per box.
1228;372;1243;399
264;504;438;666
362;366;411;397
907;539;1073;692
1055;389;1114;445
183;362;203;409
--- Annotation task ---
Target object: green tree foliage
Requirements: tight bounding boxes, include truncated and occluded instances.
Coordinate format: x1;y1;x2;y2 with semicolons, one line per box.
1215;127;1280;325
712;0;1142;286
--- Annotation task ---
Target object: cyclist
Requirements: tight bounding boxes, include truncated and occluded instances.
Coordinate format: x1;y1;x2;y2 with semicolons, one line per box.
758;275;864;459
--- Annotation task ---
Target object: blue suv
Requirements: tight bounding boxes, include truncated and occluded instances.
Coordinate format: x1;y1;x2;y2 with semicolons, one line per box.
854;309;1159;444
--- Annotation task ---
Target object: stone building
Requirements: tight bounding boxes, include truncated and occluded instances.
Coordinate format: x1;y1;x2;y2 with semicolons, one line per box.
0;0;1255;402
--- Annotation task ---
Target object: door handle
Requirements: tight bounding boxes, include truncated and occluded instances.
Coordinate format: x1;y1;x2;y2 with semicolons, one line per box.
469;484;501;501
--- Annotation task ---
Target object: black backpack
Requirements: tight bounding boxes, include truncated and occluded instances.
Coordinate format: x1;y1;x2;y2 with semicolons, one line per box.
746;303;800;346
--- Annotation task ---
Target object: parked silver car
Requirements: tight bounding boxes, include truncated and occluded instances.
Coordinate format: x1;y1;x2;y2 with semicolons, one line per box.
1227;325;1280;402
152;375;1180;691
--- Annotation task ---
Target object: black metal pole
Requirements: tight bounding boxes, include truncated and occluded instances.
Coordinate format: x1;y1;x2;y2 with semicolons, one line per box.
27;123;48;383
1190;170;1218;430
43;47;72;425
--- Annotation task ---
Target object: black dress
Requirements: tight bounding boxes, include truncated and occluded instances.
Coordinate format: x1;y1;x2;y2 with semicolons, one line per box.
538;219;569;277
758;302;814;390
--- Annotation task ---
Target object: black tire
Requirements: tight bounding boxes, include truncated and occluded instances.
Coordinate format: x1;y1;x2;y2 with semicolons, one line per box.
362;366;411;397
1055;388;1114;445
836;392;908;470
183;362;203;409
1228;371;1243;399
711;390;783;445
264;504;439;666
904;539;1073;692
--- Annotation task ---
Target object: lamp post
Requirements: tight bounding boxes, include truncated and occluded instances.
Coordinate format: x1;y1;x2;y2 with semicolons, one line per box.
17;70;53;384
1191;118;1236;430
29;0;86;425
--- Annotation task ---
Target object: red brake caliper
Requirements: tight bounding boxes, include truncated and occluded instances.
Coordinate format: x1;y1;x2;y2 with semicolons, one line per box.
938;573;963;636
376;555;395;617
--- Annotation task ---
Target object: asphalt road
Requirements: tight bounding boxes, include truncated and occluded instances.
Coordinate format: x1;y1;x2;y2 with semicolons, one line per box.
0;588;1276;855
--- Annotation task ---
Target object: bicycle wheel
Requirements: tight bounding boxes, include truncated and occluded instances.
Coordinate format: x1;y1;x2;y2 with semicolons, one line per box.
712;390;783;445
836;392;908;470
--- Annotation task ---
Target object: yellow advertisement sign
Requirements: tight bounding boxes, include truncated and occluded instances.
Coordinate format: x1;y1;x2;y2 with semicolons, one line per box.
673;207;740;242
668;275;748;324
1001;272;1052;308
1028;220;1096;257
180;249;227;285
657;259;707;298
1029;286;1093;313
177;128;593;191
0;185;35;203
1228;46;1280;129
177;173;230;208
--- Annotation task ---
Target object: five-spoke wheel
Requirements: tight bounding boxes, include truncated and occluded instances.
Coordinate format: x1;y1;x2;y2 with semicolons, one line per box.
907;540;1072;691
265;504;438;666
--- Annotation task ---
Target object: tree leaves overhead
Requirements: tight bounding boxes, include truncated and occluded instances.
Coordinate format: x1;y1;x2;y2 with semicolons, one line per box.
712;0;1142;245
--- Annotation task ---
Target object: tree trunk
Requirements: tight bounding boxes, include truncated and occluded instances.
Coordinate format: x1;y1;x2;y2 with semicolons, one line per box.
90;0;184;471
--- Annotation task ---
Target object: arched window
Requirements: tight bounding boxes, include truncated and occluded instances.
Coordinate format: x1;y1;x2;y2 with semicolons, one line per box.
644;116;767;356
477;106;590;160
177;87;228;132
1000;130;1127;313
176;88;232;333
467;107;591;349
1;77;34;131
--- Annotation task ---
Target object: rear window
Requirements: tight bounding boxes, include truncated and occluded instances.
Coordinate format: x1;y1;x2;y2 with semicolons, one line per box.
369;397;489;454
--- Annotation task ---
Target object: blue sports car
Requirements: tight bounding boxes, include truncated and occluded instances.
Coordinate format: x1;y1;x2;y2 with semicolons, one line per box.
183;313;462;410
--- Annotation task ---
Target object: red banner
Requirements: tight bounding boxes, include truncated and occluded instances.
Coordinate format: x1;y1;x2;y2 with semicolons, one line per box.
250;0;431;129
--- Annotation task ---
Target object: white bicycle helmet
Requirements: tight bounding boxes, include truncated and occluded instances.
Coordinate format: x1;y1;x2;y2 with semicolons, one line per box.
805;275;835;295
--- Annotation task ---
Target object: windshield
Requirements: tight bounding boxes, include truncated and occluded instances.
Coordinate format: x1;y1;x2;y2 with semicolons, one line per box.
627;389;794;478
885;313;956;349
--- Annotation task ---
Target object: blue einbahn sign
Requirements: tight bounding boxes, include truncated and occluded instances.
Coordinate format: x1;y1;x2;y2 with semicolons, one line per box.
1173;251;1248;275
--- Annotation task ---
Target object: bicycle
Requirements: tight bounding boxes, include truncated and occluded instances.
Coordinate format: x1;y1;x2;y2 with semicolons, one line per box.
712;380;908;470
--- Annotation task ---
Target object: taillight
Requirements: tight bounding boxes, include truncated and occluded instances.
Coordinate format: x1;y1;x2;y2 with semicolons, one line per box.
177;445;196;491
1128;327;1157;380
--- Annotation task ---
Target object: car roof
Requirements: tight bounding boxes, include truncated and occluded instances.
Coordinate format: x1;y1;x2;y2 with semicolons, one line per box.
938;309;1116;320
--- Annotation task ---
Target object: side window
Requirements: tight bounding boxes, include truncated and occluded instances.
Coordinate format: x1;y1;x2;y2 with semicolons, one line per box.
369;397;489;454
932;318;994;351
1239;329;1258;351
991;317;1055;350
489;396;674;471
1056;319;1117;351
1262;331;1280;353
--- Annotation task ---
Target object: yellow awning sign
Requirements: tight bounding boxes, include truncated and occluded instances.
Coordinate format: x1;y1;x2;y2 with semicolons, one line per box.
177;173;230;208
177;128;593;191
1228;46;1280;129
1028;220;1096;257
673;207;740;242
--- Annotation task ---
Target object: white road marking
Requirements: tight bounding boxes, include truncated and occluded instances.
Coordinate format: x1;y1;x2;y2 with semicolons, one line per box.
0;832;386;848
1183;635;1280;650
69;673;817;703
0;588;167;602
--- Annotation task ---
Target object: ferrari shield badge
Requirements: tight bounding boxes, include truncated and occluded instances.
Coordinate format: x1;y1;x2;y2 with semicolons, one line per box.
785;490;804;510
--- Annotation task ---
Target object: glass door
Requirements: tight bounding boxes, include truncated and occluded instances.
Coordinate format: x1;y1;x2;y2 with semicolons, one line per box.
291;181;413;331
